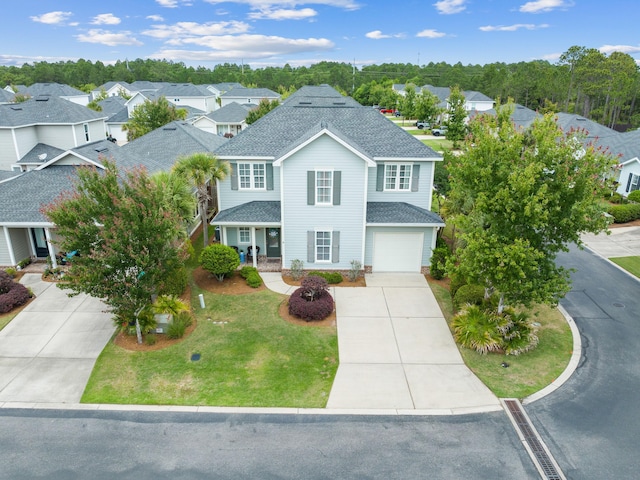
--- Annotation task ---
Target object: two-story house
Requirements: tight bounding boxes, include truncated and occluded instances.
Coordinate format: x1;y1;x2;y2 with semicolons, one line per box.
219;87;280;108
212;85;444;273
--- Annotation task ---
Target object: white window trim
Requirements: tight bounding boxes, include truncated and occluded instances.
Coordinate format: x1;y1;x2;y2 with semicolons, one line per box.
315;229;333;263
315;169;334;205
384;163;413;191
83;123;90;142
238;162;266;190
238;227;251;244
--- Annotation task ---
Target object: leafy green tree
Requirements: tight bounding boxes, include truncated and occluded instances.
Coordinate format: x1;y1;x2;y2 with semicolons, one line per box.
173;153;231;247
447;102;616;313
414;89;441;124
44;161;189;342
246;98;280;124
87;88;107;112
398;84;417;119
122;96;187;141
445;85;467;147
200;244;240;282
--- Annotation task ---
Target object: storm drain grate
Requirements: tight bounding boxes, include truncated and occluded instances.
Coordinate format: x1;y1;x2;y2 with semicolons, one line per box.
504;399;564;480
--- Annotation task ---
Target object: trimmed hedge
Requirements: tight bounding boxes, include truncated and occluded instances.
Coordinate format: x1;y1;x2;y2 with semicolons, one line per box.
159;266;189;296
307;270;343;284
628;190;640;203
239;266;257;278
246;271;262;288
453;284;485;309
0;270;32;314
430;246;449;280
607;203;640;223
288;288;334;321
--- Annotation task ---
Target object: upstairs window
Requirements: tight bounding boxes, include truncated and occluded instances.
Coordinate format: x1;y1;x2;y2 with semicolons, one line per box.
238;163;265;190
316;171;333;205
384;164;412;191
83;123;90;142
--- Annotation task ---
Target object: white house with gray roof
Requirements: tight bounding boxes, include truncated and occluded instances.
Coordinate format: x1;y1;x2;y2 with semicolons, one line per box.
219;87;280;108
191;102;251;136
156;83;218;113
212;85;444;273
19;83;90;106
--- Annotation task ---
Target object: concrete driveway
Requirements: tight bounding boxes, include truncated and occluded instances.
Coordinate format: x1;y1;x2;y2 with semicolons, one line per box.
0;274;115;405
581;225;640;258
326;273;500;413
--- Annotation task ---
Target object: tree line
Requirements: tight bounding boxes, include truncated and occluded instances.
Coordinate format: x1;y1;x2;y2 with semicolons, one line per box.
1;45;638;128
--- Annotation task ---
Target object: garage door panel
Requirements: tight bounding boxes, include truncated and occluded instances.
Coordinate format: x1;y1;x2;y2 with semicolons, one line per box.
373;232;423;272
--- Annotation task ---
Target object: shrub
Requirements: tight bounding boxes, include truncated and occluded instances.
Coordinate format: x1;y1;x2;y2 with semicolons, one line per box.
144;334;157;346
348;260;362;282
451;305;507;354
166;311;193;339
158;266;189;296
200;244;240;281
627;190;640;203
609;192;624;204
449;273;467;299
288;288;334;321
4;268;17;278
246;271;262;288
453;284;485;309
240;266;258;279
0;270;32;314
499;308;539;356
17;257;31;269
430;246;449;280
607;203;640;223
308;270;343;284
290;259;304;280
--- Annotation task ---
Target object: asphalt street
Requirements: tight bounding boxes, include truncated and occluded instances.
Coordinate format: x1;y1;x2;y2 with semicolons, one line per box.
526;245;640;480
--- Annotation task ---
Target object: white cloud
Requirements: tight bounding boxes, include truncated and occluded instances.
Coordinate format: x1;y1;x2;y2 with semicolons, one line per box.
204;0;360;10
540;52;561;61
91;13;121;25
248;8;317;20
479;23;549;32
599;44;640;55
30;11;73;25
142;21;250;40
416;29;446;38
76;29;143;46
365;30;405;40
519;0;573;13
433;0;466;14
150;34;333;61
146;14;165;21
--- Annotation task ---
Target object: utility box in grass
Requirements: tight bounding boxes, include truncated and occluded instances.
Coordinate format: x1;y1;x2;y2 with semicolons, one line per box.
154;313;172;334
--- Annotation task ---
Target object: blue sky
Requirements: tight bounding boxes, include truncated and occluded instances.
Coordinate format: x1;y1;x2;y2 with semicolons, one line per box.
2;0;639;69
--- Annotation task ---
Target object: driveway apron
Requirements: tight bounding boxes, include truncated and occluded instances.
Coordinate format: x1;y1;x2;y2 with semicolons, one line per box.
327;273;500;412
0;274;115;404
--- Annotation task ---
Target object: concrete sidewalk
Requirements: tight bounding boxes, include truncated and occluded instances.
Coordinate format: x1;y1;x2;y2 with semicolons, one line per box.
0;274;115;404
581;225;640;258
325;274;500;413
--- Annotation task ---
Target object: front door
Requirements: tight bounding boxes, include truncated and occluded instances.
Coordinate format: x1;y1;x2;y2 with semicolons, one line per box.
31;228;49;258
266;228;281;258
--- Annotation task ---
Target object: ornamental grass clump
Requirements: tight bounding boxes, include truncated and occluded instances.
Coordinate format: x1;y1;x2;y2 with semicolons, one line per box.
288;275;334;321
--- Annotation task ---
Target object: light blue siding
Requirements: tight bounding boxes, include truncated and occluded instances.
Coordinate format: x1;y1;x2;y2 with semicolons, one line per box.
217;161;280;210
282;134;367;270
365;226;437;267
0;231;10;265
367;161;435;209
9;229;31;264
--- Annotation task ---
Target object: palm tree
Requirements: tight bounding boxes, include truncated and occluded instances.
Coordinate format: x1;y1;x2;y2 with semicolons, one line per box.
151;170;196;231
173;153;231;247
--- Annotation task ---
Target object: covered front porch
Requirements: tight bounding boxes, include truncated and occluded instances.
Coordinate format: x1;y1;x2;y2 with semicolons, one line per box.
0;224;64;269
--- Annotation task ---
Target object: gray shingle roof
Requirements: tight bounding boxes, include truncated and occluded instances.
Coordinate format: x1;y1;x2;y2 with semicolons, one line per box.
367;202;444;225
97;96;127;114
206;102;251;123
0;170;20;182
0;89;14;103
156;83;215;97
0;96;107;126
213;201;281;224
22;83;87;98
0;166;80;223
17;143;65;164
129;81;168;91
215;85;441;160
220;87;279;99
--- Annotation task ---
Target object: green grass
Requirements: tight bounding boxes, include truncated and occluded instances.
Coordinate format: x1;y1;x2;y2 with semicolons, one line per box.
610;256;640;278
82;282;338;407
429;282;573;399
0;311;17;332
421;139;454;151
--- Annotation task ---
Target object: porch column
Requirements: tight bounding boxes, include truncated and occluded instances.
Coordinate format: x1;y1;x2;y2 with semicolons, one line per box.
3;227;16;266
221;226;228;246
251;227;257;268
45;227;57;268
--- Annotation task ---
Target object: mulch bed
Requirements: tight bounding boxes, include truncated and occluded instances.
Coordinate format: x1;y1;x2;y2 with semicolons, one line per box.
282;275;367;288
193;267;266;294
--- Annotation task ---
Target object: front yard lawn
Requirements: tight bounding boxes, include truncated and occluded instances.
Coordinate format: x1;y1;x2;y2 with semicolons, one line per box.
82;283;338;407
610;256;640;278
429;282;573;399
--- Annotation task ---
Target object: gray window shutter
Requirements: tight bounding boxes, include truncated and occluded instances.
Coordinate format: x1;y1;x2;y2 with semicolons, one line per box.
307;231;315;263
307;171;315;205
333;171;341;205
411;164;420;192
376;164;384;191
331;231;340;263
266;163;274;190
626;173;633;192
230;162;238;190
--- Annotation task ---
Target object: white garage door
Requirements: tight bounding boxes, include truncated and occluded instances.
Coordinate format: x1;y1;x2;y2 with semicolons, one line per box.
373;232;424;272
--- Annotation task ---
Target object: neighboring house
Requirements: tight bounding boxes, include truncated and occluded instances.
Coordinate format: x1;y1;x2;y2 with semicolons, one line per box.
219;86;280;108
91;81;133;100
19;83;90;106
0;121;228;267
155;83;218;113
0;95;108;171
212;85;444;273
98;96;129;143
207;82;243;99
599;128;640;196
0;89;15;104
191;102;251;136
393;84;494;113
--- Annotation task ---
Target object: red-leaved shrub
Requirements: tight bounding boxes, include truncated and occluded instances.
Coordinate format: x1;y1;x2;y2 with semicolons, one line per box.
0;271;31;314
288;276;334;321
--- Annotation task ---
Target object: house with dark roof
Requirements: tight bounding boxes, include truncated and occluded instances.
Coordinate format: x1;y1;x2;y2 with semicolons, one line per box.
18;83;90;106
0;122;227;268
191;102;252;136
156;83;218;113
219;86;280;109
0;95;108;171
393;84;494;113
212;85;444;273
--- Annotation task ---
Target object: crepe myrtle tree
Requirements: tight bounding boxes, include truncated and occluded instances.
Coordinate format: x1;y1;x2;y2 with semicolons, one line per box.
44;160;189;343
447;101;616;313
